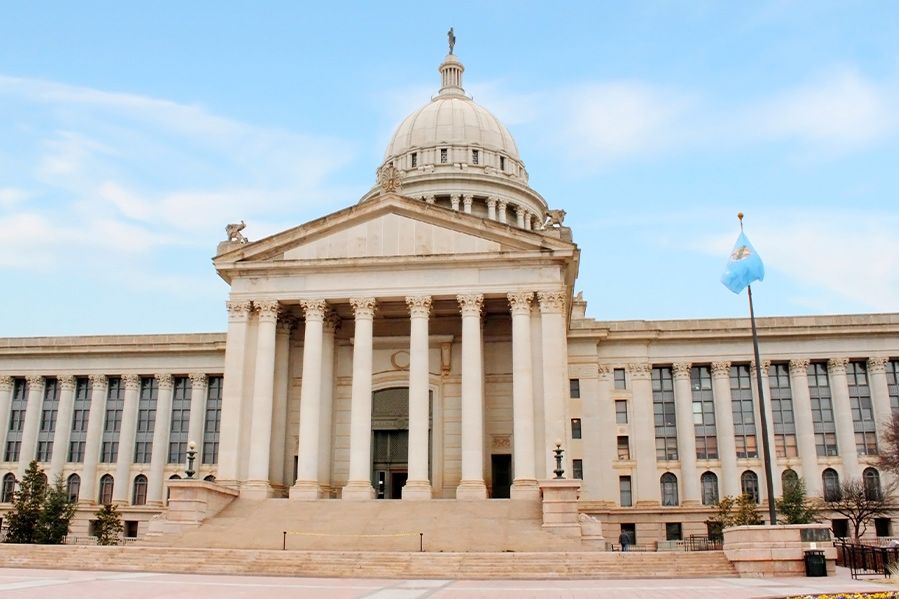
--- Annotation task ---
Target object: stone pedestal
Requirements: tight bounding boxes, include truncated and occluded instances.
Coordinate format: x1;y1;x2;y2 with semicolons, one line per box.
723;523;836;577
578;513;605;549
510;479;540;500
147;480;239;537
538;479;581;538
341;480;375;500
455;480;488;500
401;480;432;500
239;481;275;499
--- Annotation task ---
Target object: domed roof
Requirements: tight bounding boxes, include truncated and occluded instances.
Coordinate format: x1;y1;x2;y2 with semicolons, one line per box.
383;54;520;162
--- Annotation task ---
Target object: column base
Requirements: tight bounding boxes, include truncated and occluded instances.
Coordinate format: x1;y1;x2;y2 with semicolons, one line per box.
146;500;165;508
401;480;432;500
455;480;487;500
681;499;701;507
240;480;274;499
341;480;375;500
289;481;323;500
510;478;540;500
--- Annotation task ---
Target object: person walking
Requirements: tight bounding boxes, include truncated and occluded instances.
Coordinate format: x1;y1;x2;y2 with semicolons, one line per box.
618;530;630;552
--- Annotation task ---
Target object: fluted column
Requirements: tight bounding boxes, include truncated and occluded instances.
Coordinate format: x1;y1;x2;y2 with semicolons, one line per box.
18;375;45;477
112;374;141;504
456;294;487;499
788;359;819;495
711;362;739;496
79;375;107;503
515;206;525;228
868;357;893;450
47;375;75;480
0;377;12;463
245;299;279;497
217;300;252;486
186;374;208;469
829;357;860;480
582;365;616;504
487;197;497;220
462;194;473;214
148;373;174;505
450;193;460;211
404;295;433;500
538;290;568;478
508;292;538;499
498;200;508;224
343;297;377;500
628;363;658;505
673;363;699;504
318;313;339;494
292;299;327;499
269;317;292;489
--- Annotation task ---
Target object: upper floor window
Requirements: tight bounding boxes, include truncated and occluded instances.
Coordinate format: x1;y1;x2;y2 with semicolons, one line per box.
571;418;582;439
499;156;505;170
440;148;448;164
660;472;679;506
569;379;581;398
741;470;760;504
411;152;417;168
615;400;628;424
613;368;626;390
471;149;479;165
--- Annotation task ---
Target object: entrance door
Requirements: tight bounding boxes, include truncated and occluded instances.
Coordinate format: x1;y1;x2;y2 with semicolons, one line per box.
491;454;512;498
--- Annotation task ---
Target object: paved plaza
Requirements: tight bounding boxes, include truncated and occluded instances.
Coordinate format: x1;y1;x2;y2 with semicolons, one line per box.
0;567;893;598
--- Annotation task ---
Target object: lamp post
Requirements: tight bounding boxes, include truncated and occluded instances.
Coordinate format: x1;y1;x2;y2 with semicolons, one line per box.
553;439;565;479
186;440;198;479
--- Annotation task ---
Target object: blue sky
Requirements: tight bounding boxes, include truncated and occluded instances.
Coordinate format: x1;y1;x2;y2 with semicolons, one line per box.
1;2;898;336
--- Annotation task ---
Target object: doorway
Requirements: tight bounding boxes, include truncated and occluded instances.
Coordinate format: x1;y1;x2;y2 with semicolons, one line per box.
491;454;512;498
370;387;431;499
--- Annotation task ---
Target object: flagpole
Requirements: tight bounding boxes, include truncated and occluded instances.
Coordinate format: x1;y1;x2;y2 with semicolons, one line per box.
747;283;777;524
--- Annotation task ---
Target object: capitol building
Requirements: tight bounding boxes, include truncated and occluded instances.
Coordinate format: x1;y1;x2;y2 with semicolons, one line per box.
2;46;898;547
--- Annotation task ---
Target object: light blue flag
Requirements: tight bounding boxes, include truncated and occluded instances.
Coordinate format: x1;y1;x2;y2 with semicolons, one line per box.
721;232;765;294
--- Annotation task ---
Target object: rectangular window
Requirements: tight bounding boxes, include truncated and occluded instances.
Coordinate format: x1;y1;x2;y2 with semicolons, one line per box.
617;435;630;460
168;376;191;464
652;367;678;461
888;360;899;414
101;377;125;463
499;156;505;170
572;458;583;480
619;476;632;507
133;376;157;464
570;418;582;439
730;365;757;458
848;361;877;455
202;376;223;464
769;364;797;458
615;400;628;424
5;378;28;462
691;366;718;459
36;378;58;462
808;363;838;456
68;377;92;463
471;149;479;165
440;148;448;164
614;368;626;390
665;522;683;541
569;379;581;398
410;152;417;168
875;517;892;538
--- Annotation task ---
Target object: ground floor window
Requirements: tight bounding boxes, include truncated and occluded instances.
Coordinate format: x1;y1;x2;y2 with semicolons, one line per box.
832;518;849;539
665;522;682;541
875;518;892;538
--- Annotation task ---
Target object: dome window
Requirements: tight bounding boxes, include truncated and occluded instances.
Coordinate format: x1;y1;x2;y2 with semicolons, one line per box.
411;153;417;168
472;149;479;165
440;148;448;164
499;156;506;171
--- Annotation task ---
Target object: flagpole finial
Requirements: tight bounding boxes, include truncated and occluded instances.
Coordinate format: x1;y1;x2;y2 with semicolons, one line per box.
738;212;744;231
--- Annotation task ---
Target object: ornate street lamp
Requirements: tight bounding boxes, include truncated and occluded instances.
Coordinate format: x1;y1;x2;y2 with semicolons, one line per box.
553;439;565;479
186;440;198;479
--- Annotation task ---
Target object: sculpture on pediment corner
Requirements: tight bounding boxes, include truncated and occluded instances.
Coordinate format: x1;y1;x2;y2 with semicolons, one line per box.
544;209;566;228
225;220;248;243
378;163;403;193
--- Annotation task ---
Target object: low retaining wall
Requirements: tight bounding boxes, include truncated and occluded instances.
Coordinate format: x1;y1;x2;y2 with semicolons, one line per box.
723;523;836;577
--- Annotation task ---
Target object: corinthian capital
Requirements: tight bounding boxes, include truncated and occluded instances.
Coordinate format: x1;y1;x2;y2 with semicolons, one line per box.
156;373;174;390
406;295;432;318
626;362;651;380
88;374;108;389
25;375;44;387
537;290;566;314
323;311;341;333
0;376;12;392
507;291;533;315
276;313;297;335
711;361;731;378
673;362;692;379
188;373;208;388
123;374;141;390
789;359;810;376
827;357;849;376
226;300;252;321
868;357;889;374
457;294;483;317
300;299;328;322
58;375;76;390
254;299;280;322
350;297;377;319
750;360;771;376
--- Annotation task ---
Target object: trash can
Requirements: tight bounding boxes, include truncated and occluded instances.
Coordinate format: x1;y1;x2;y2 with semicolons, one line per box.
804;549;827;577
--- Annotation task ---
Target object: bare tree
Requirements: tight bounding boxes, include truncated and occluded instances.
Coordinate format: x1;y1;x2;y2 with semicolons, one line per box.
880;412;899;478
825;477;896;541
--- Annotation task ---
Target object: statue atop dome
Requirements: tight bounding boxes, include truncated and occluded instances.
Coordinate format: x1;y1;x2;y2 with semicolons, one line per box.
447;27;456;55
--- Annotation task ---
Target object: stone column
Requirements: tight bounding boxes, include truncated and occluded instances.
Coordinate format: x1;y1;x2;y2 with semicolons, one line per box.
79;375;107;503
269;317;292;488
0;377;12;463
148;373;174;505
487;197;497;220
498;200;508;224
424;194;435;205
245;299;279;497
530;306;546;477
450;193;460;211
292;299;327;499
868;357;893;450
318;313;339;494
515;206;526;228
508;292;538;499
462;194;473;214
48;375;76;481
581;365;616;504
456;294;487;499
752;360;779;500
788;359;820;495
343;297;377;500
404;295;433;500
627;363;658;505
524;212;533;229
711;361;740;496
217;300;252;486
538;290;568;478
829;357;860;480
112;374;141;504
672;363;700;504
18;375;45;477
186;374;208;469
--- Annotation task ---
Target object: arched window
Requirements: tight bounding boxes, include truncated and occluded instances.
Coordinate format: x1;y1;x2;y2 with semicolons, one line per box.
781;469;799;493
203;474;215;482
66;474;81;502
98;474;114;505
864;467;881;501
701;471;719;506
741;470;759;504
822;468;840;501
169;474;181;480
132;474;147;506
660;472;679;506
1;473;16;503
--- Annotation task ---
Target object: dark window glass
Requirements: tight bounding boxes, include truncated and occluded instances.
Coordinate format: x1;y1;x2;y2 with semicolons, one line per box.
1;473;16;502
613;368;626;390
691;366;717;459
133;377;157;463
615;400;628;424
98;474;114;505
168;377;191;464
619;476;632;507
660;472;679;506
808;363;838;456
101;377;125;463
202;376;223;464
848;361;877;455
617;435;630;460
68;377;92;462
36;378;58;462
823;468;840;501
132;474;147;505
570;418;582;439
471;149;479;165
781;469;799;493
572;459;583;480
569;379;580;398
741;470;759;504
652;367;678;461
730;365;757;458
864;467;881;500
701;471;719;506
411;152;417;168
665;522;682;541
440;148;447;164
66;473;80;502
769;364;797;458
